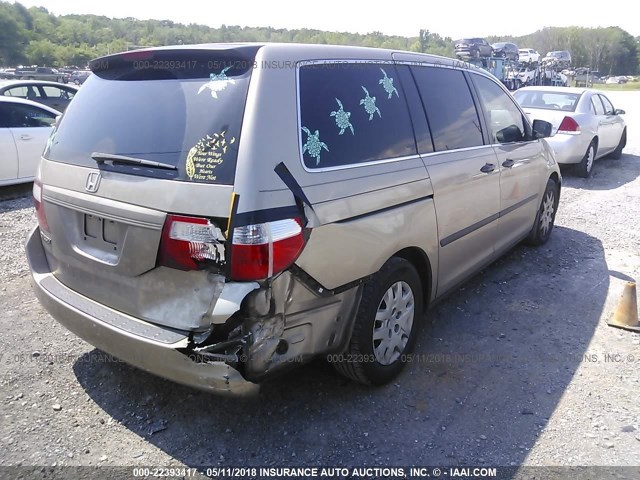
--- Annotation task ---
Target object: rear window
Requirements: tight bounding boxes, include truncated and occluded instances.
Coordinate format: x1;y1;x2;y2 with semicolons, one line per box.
44;48;258;185
298;63;417;169
410;66;484;151
513;90;581;112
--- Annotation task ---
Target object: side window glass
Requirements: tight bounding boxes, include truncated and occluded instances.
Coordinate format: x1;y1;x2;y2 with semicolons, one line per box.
592;97;605;115
299;63;417;169
410;66;483;151
600;95;614;115
473;74;527;143
1;103;56;128
42;86;64;98
5;87;28;98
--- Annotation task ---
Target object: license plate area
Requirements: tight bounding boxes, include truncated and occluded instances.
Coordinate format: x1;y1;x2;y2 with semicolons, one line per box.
83;214;120;252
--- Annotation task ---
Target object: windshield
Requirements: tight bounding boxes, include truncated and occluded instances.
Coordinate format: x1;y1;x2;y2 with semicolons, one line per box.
45;49;257;185
513;90;581;112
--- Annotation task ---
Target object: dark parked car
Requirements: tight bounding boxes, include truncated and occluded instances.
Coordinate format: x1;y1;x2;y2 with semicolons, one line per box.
0;80;78;112
14;67;68;83
454;38;493;59
491;42;519;61
70;70;91;85
542;51;572;68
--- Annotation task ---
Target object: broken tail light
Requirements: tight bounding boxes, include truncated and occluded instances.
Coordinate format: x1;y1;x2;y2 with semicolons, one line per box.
230;218;306;281
33;179;50;232
159;215;226;271
557;116;580;134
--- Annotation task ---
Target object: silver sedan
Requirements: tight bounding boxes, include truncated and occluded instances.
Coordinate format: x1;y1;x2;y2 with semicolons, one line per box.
513;86;627;177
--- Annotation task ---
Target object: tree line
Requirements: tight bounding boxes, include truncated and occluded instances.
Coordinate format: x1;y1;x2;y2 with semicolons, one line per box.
0;1;638;75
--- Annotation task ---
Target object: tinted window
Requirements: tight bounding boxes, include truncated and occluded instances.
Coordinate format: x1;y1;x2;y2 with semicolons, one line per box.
473;75;527;143
592;96;605;115
513;90;581;111
599;95;614;114
298;63;417;169
0;102;56;128
411;66;483;151
46;49;258;184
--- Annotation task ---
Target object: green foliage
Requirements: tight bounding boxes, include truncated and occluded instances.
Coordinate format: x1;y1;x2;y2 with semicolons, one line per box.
488;26;639;75
0;1;636;75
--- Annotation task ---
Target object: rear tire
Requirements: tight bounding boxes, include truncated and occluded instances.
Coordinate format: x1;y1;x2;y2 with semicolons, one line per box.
609;129;626;160
333;258;422;385
576;141;596;178
525;178;559;246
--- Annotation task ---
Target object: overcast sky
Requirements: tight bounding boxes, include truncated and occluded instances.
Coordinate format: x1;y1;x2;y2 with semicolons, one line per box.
14;0;640;39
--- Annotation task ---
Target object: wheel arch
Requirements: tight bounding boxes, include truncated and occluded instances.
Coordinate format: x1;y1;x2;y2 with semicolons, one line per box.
392;247;433;310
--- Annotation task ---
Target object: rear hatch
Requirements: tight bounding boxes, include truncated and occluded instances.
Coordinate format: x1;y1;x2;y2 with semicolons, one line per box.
38;45;260;331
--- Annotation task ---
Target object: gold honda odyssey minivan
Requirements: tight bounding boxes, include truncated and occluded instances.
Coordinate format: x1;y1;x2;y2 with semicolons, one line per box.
26;43;560;395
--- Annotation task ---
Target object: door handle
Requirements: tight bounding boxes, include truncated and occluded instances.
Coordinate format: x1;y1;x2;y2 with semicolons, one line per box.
502;159;515;168
20;134;32;140
480;163;496;173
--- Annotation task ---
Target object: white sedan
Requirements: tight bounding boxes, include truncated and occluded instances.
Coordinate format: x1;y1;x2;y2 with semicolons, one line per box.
0;97;58;186
513;87;627;177
518;48;540;63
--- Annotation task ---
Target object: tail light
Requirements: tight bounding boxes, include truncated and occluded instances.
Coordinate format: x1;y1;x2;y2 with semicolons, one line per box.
159;215;226;271
33;180;49;232
557;116;580;134
230;218;306;281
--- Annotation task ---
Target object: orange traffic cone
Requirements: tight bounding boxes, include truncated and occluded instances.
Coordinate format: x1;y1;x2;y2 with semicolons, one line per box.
608;282;640;332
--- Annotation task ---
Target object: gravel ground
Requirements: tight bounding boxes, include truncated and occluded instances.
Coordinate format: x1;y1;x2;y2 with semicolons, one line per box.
1;92;639;472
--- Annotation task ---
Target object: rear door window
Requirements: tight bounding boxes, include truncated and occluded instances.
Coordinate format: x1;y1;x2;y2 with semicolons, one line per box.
592;96;605;115
45;48;259;184
410;66;484;151
298;63;417;169
41;85;75;100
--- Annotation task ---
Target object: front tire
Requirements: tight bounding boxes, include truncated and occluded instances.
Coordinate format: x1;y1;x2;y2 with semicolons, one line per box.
333;257;423;385
525;178;559;246
576;141;596;178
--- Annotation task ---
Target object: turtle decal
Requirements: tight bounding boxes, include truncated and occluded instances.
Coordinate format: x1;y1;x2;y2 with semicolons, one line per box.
301;127;329;166
197;67;236;99
330;98;354;135
379;68;399;99
359;86;381;120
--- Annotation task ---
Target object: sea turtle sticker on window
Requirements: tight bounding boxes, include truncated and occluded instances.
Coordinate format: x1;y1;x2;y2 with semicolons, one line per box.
360;86;381;120
378;68;399;99
330;98;354;135
301;127;329;166
197;67;236;99
185;130;235;182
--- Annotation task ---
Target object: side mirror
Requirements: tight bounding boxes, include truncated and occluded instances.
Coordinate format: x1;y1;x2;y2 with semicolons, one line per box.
496;125;522;143
614;108;626;115
532;119;553;139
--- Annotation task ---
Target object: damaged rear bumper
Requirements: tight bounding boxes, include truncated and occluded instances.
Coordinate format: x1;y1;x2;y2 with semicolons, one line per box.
25;226;259;396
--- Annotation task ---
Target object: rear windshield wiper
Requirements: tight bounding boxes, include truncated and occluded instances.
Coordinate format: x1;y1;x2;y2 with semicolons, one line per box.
91;152;178;171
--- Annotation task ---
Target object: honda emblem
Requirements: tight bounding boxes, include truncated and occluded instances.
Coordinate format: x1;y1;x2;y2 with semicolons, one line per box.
85;172;101;193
